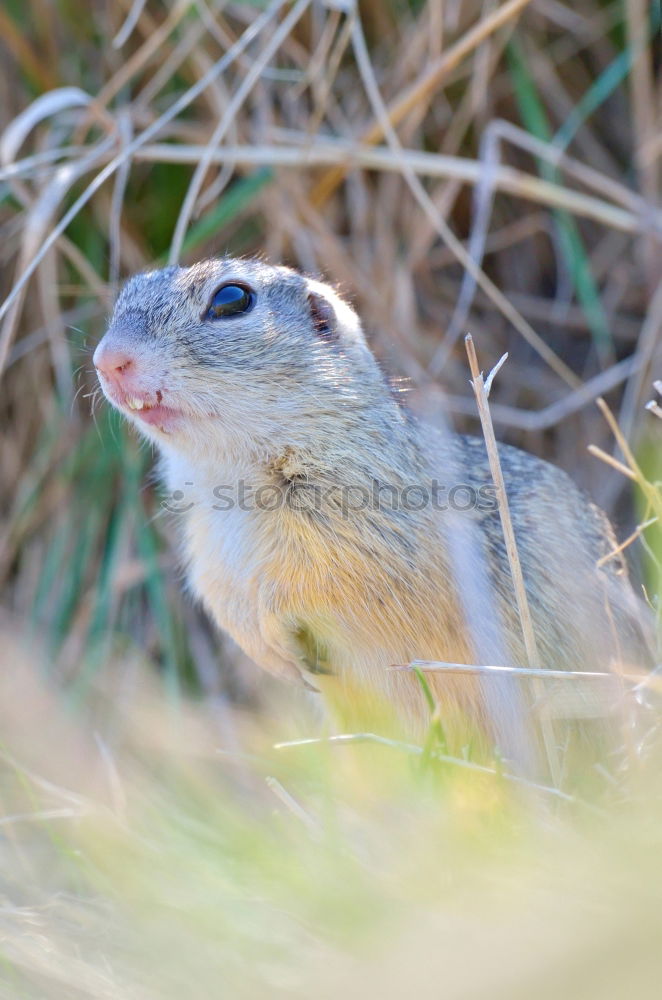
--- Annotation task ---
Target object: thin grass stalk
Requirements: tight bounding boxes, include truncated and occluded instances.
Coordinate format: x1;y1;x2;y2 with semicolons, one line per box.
465;334;561;784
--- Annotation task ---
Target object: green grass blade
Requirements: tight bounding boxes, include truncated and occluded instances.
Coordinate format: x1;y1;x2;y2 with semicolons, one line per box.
507;39;612;358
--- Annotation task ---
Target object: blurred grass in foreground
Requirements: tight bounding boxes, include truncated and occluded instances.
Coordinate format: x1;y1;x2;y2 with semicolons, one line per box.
1;621;662;1000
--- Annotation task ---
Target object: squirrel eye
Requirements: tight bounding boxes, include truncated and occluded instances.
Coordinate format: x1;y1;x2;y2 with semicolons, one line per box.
206;283;255;319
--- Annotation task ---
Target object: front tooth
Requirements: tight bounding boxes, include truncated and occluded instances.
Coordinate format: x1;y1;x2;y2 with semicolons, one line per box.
128;397;144;410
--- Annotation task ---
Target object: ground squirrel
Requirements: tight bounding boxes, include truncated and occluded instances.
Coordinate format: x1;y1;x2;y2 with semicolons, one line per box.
94;257;652;753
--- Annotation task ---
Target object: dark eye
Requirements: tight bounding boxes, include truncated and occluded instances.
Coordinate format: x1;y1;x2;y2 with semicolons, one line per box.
206;283;255;320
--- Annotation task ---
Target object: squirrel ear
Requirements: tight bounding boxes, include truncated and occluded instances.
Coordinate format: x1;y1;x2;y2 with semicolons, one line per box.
306;290;337;340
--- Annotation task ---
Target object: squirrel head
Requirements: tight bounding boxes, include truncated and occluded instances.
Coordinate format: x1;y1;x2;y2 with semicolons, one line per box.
94;257;393;461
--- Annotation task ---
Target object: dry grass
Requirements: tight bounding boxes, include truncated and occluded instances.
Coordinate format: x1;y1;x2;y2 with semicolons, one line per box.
0;0;661;995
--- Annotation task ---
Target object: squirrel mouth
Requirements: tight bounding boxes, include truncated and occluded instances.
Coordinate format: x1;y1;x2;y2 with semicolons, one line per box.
125;396;151;411
129;402;183;430
105;388;183;432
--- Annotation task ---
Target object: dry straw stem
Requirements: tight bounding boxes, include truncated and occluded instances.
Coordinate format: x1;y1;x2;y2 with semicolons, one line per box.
112;0;149;50
465;334;560;783
397;659;658;719
396;660;662;728
596;397;662;523
134;141;652;235
596;516;659;569
587;445;637;481
588;395;662;572
311;0;536;205
274;732;579;806
0;7;56;91
400;660;653;685
465;335;541;669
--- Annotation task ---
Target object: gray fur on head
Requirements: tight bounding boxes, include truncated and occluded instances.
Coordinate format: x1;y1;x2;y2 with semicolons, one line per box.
101;257;394;463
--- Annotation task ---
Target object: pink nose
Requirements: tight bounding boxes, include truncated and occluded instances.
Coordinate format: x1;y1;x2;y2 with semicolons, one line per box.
93;341;135;381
